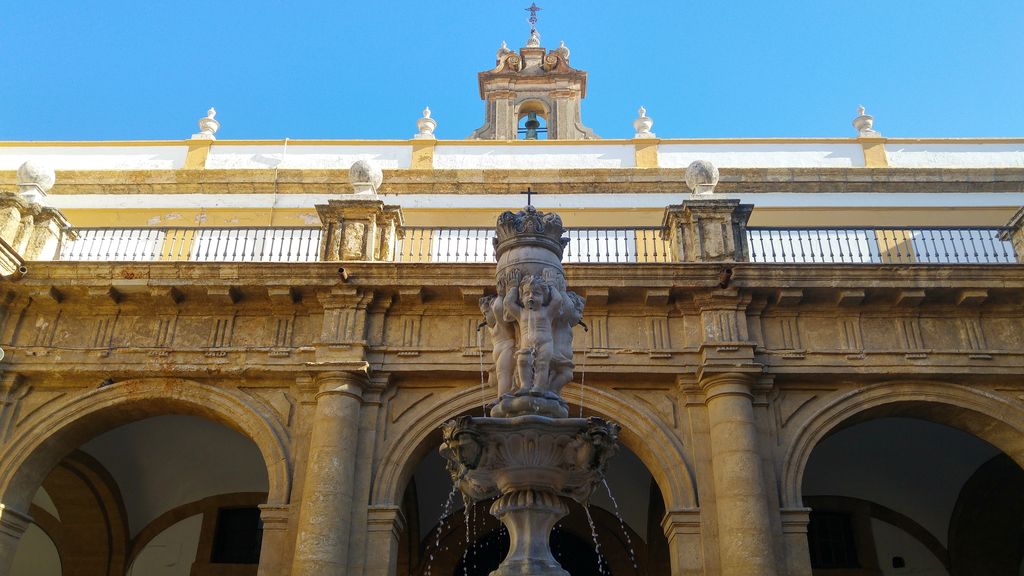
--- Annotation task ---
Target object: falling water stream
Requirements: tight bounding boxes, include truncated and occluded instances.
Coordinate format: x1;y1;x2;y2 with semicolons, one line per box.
603;477;639;570
582;504;608;575
425;484;461;576
462;496;475;575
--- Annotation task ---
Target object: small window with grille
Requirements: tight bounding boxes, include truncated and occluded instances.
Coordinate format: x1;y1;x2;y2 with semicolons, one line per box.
807;511;859;569
210;506;263;564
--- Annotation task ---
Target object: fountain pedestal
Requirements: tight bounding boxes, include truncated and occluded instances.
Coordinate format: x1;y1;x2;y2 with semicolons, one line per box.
490;490;568;576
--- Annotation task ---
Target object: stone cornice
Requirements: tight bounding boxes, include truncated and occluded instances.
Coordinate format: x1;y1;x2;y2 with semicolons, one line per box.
10;261;1024;293
3;167;1024;195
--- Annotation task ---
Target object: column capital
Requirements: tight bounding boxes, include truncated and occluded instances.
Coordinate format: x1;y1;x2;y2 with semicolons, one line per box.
367;505;406;543
315;367;370;400
660;507;702;539
258;504;291;532
780;507;813;534
0;504;32;539
698;371;759;401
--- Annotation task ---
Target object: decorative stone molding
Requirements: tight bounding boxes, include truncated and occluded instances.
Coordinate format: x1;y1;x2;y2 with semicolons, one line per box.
661;199;753;262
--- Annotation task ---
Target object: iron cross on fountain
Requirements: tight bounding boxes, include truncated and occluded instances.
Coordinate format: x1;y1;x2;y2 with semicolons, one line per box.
526;3;542;31
522;187;536;207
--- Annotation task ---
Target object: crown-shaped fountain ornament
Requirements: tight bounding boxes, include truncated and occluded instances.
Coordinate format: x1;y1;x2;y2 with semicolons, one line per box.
440;202;620;576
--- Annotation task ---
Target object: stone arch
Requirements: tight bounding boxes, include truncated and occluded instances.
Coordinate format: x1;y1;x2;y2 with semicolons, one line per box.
371;383;697;511
0;377;292;515
781;380;1024;508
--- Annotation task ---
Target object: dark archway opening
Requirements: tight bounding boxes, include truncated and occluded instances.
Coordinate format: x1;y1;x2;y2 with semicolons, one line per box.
802;414;1024;576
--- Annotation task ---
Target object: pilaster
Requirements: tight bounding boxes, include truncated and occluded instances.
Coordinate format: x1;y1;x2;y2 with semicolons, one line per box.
660;508;704;576
0;505;31;576
859;137;889;167
0;192;72;262
780;507;814;576
364;505;406;576
662;199;753;262
256;504;291;576
316;199;403;261
1005;206;1024;263
633;138;660;168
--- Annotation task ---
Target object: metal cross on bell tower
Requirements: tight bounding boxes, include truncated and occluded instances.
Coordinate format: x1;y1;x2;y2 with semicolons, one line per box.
525;3;542;32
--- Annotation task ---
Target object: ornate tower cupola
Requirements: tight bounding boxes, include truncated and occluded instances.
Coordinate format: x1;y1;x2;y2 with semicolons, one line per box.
469;4;598;140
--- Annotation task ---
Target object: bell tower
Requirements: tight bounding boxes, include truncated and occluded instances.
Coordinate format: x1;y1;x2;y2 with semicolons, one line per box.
469;5;598;140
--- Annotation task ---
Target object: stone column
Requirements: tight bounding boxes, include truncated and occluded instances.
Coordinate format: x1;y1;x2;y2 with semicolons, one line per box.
290;371;367;576
364;505;406;576
780;507;814;576
660;508;704;576
1005;206;1024;263
256;504;291;576
662;199;753;263
0;505;31;576
701;372;779;576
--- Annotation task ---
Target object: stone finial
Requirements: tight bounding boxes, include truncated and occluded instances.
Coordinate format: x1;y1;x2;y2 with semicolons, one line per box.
554;40;570;61
853;105;880;137
497;40;512;61
633;106;656;139
349;160;383;195
526;29;541;48
685;160;720;195
192;107;220;140
16;161;56;202
414;106;437;140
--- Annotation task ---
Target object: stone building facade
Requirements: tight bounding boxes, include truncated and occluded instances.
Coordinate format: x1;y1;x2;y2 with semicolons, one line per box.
1;31;1024;576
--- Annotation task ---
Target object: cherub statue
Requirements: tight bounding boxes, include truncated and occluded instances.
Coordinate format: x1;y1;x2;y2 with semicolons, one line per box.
503;269;563;394
479;294;517;396
549;289;584;396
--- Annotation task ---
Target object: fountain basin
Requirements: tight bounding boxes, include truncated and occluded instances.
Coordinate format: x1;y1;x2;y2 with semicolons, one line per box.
440;415;620;576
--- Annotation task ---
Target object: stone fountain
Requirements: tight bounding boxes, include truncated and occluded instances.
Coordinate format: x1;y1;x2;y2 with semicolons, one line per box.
440;207;620;575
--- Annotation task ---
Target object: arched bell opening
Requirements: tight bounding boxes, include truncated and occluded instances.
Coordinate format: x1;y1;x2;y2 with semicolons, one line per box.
516;100;549;140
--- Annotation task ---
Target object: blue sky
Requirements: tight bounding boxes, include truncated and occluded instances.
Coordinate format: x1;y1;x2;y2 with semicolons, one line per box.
2;1;1021;140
